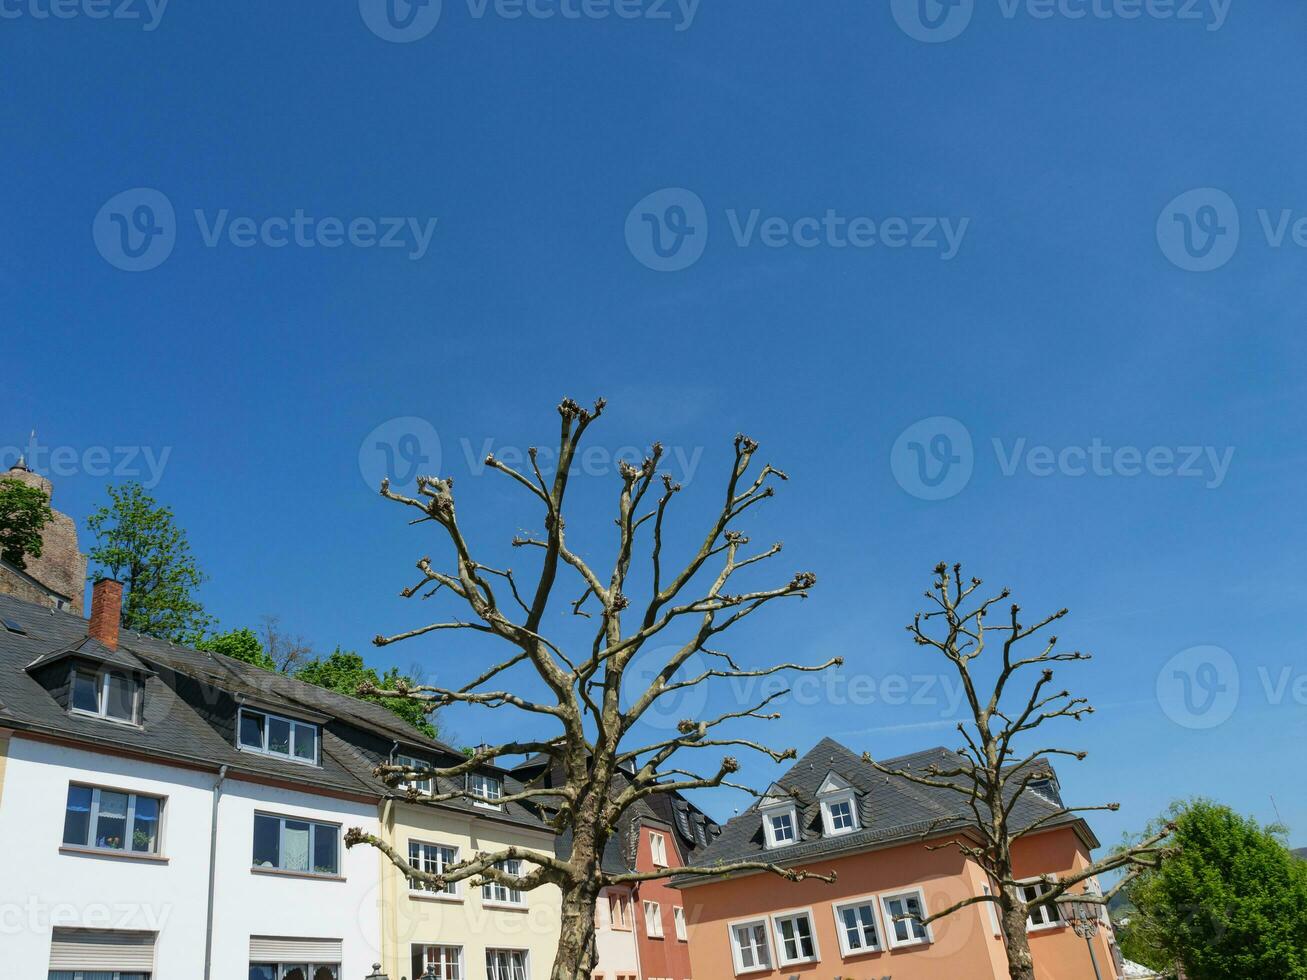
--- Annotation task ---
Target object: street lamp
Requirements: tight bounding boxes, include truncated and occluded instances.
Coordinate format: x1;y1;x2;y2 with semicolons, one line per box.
1066;894;1105;980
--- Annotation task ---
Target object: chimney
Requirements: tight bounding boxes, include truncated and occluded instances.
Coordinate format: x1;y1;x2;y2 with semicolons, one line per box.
89;578;123;651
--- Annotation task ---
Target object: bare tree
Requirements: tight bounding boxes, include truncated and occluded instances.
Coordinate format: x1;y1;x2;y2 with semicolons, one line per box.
258;613;313;674
345;398;840;980
865;562;1174;980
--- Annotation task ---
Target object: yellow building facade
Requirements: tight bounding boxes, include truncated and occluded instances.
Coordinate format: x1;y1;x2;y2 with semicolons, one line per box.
377;796;563;979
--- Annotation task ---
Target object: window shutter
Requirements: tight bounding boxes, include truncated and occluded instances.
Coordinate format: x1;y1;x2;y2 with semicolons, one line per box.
249;936;344;960
48;929;155;971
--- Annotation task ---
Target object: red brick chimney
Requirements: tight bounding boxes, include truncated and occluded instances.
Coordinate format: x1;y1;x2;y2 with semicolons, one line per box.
89;578;123;651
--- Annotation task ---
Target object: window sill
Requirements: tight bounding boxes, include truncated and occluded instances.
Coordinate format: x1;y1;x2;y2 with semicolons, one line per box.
236;745;321;768
837;946;885;960
251;865;345;882
887;939;932;951
68;709;143;730
410;890;463;903
776;958;819;968
482;900;528;911
1028;921;1069;934
59;844;168;864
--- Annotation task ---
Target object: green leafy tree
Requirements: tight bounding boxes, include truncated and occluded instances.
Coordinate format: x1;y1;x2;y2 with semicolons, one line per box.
195;627;276;671
295;648;438;738
1123;800;1307;979
0;477;53;570
86;482;211;641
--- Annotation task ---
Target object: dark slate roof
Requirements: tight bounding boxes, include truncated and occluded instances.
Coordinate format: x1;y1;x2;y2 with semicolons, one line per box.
0;593;552;833
671;736;1093;886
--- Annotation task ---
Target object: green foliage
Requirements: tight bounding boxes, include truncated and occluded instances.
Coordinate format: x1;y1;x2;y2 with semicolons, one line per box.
294;648;437;738
1124;800;1307;980
0;477;53;570
86;482;211;641
195;627;276;671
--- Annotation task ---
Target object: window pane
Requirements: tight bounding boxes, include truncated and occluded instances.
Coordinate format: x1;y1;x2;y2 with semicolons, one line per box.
283;969;307;980
72;672;99;712
313;823;338;874
283;820;311;871
249;968;276;980
312;968;337;980
253;814;280;867
240;711;265;748
62;785;93;846
267;717;292;755
131;795;161;853
94;790;128;849
105;673;135;720
293;723;317;761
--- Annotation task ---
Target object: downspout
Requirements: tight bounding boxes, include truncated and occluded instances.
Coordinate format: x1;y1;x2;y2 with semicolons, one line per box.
202;765;229;980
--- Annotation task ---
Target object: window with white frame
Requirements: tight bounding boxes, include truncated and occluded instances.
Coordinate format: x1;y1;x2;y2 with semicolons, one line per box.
609;891;631;929
49;972;151;980
772;909;819;965
482;859;524;905
729;919;773;974
252;813;339;876
761;803;798;849
70;668;142;724
408;840;459;896
470;772;503;807
396;754;432;795
816;773;859;837
673;906;688;941
411;944;463;979
238;707;319;764
881;889;931;947
650;830;668;866
485;948;528;980
643;900;664;938
62;785;163;855
248;965;339;979
983;884;1002;936
1019;880;1063;929
832;897;882;955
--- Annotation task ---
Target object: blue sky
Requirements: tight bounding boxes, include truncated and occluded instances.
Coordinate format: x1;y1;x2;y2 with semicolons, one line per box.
3;0;1305;853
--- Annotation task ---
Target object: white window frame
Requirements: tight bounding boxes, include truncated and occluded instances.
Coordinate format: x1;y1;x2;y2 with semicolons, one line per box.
983;883;1002;936
673;905;688;942
408;839;460;899
881;887;932;948
61;783;165;856
770;907;820;966
820;792;858;836
237;707;320;766
643;900;664;938
1019;877;1064;931
831;893;884;956
649;831;669;867
727;916;774;976
761;805;798;849
470;772;503;809
249;963;341;979
251;811;340;876
415;943;464;979
69;667;142;726
482;858;525;907
396;753;433;795
484;947;529;980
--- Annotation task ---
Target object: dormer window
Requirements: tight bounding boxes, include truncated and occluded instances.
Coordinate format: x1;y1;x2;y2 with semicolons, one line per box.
817;772;859;837
470;772;503;808
396;754;433;795
71;668;141;725
760;790;799;849
238;707;319;764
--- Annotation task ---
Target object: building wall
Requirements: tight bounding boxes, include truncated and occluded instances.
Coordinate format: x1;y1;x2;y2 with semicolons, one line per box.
0;735;216;978
633;824;693;980
679;827;1108;980
210;777;383;979
594;884;640;980
380;798;562;980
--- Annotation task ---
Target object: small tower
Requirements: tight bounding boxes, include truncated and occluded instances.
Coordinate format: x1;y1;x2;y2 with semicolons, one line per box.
0;457;87;614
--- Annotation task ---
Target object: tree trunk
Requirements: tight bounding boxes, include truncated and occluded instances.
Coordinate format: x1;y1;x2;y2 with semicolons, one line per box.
549;879;601;980
999;895;1036;980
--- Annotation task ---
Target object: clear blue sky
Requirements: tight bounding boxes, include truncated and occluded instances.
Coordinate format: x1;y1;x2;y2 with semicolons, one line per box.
3;0;1305;853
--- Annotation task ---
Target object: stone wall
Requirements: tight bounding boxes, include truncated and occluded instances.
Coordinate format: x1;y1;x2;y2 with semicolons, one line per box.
0;464;86;614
